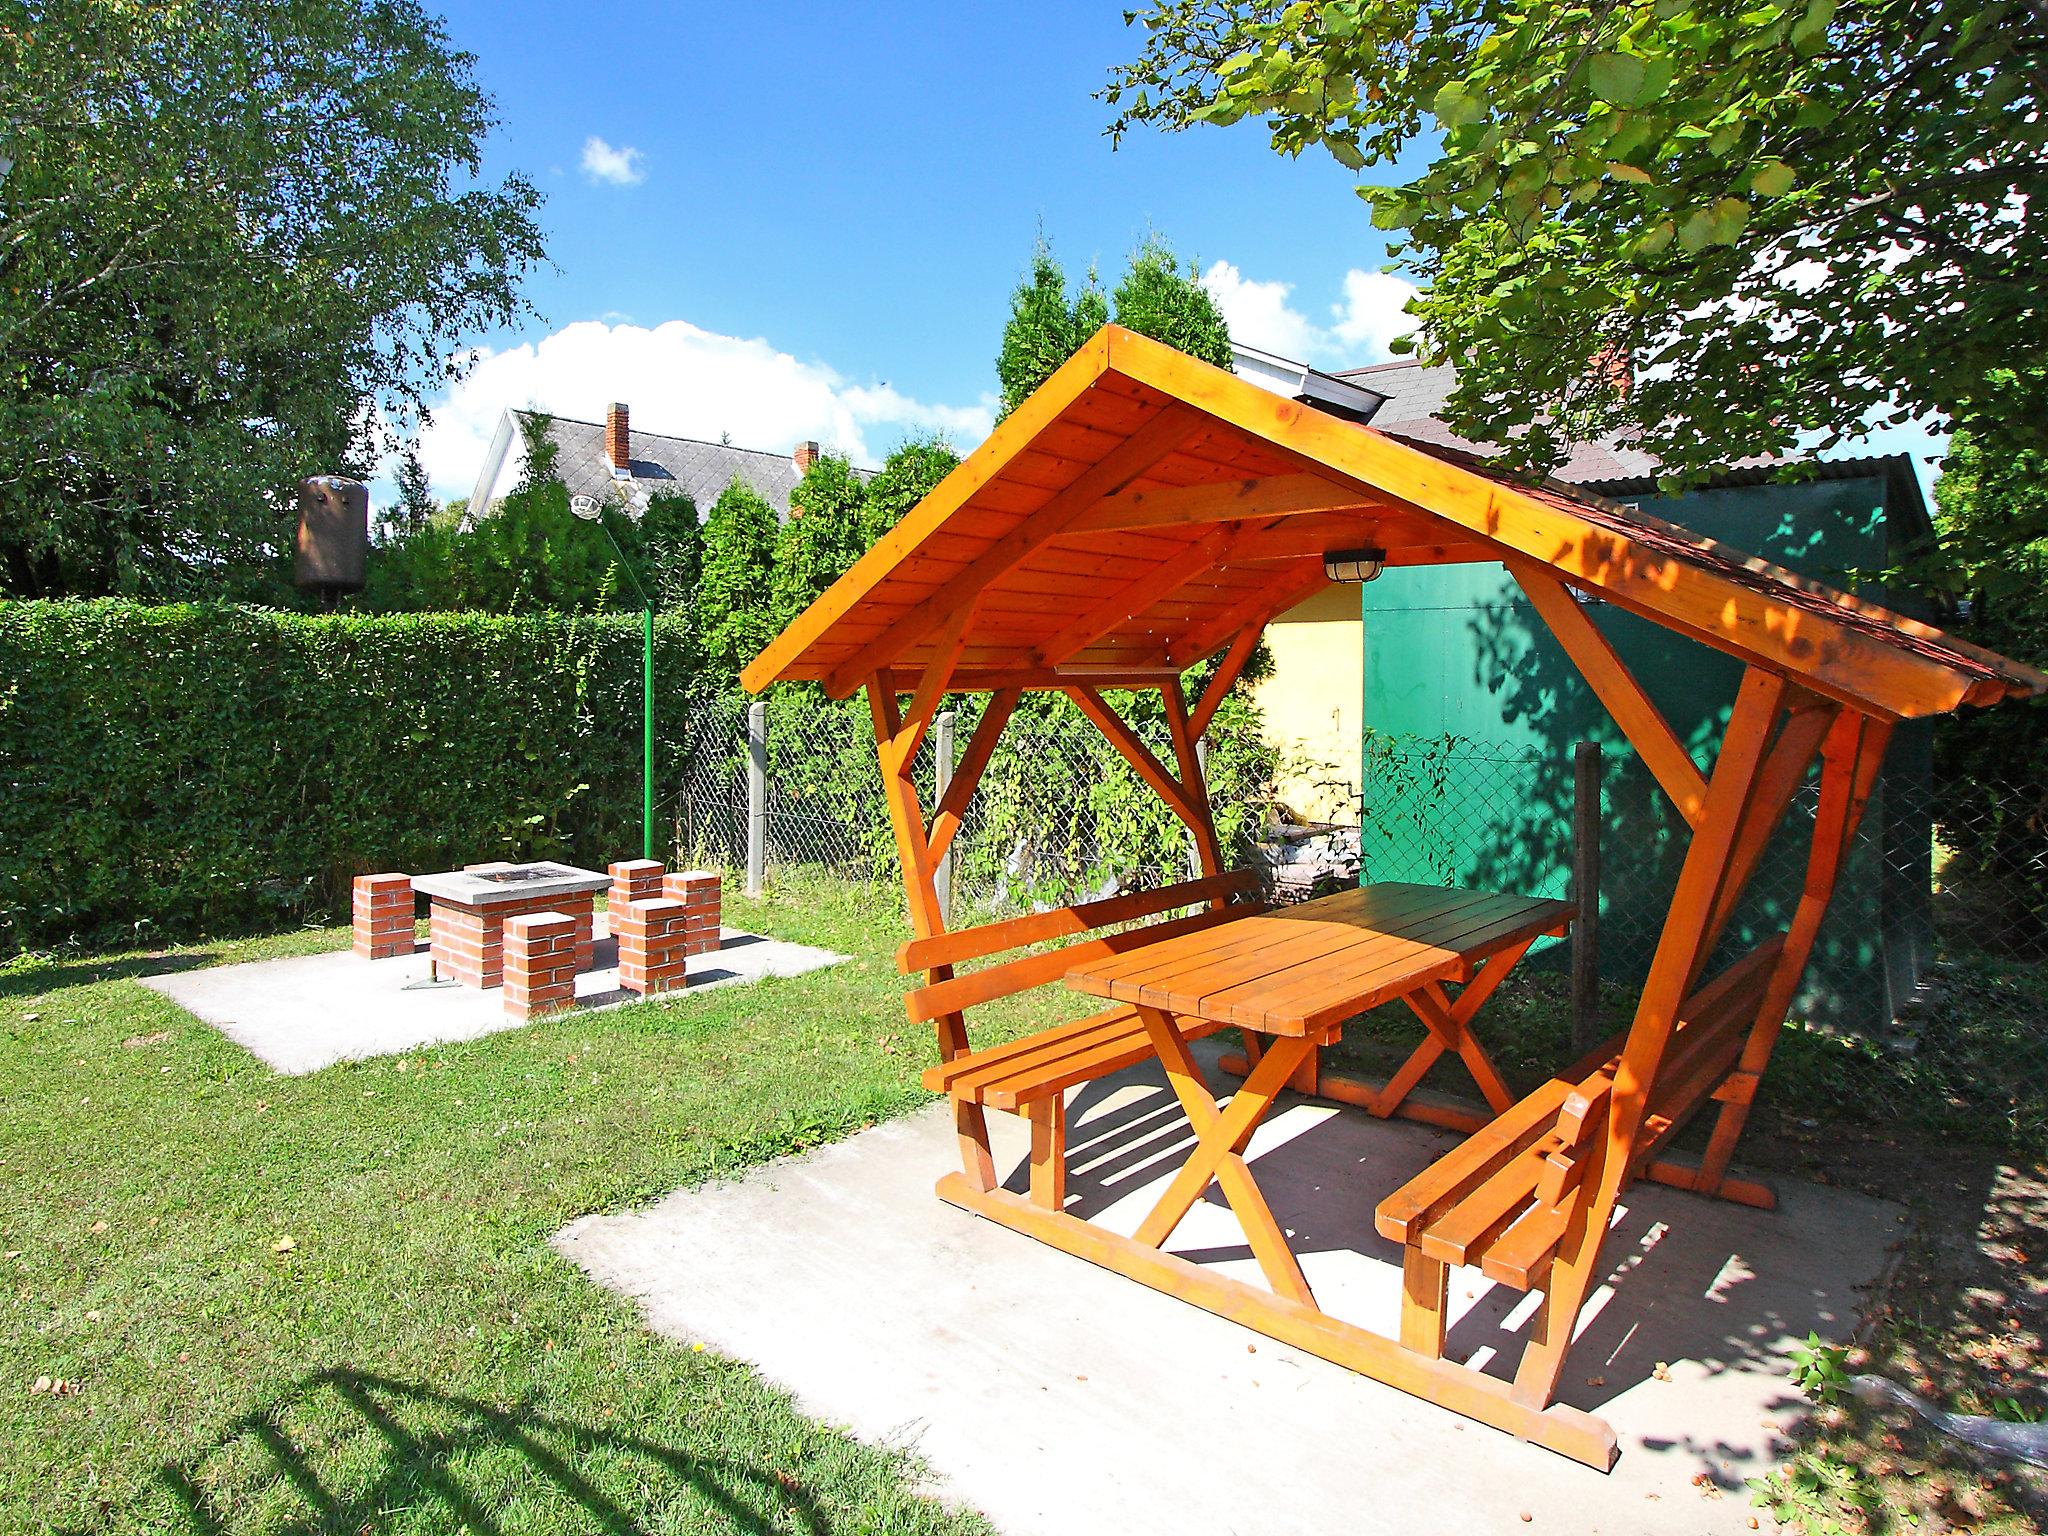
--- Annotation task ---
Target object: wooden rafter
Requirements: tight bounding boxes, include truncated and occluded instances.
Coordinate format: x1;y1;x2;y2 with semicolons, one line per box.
1166;559;1330;669
1034;524;1243;667
825;402;1205;697
1512;560;1711;827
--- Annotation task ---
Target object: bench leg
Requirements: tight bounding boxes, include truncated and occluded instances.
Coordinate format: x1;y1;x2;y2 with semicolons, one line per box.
1400;1247;1448;1359
1027;1095;1066;1211
955;1099;997;1193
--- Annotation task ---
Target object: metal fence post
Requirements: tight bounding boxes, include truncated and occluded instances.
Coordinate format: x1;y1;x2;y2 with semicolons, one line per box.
934;709;955;924
1570;740;1602;1053
746;700;767;898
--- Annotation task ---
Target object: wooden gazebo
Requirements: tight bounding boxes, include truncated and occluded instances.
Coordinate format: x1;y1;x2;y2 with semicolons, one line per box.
742;325;2042;1468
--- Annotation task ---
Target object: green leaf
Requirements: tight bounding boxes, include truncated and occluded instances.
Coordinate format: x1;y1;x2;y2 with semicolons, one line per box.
1749;159;1797;196
1606;161;1654;184
1791;0;1837;51
1328;137;1366;170
1633;218;1678;257
1588;52;1648;106
1432;80;1486;129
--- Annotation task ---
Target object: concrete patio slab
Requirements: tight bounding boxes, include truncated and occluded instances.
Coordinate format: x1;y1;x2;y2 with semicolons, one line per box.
144;925;847;1075
557;1042;1902;1536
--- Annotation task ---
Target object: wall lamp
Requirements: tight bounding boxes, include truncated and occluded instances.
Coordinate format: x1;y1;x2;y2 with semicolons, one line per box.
1322;546;1387;584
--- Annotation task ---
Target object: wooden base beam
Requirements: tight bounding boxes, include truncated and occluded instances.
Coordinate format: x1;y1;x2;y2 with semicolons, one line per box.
1212;1057;1776;1210
936;1174;1619;1471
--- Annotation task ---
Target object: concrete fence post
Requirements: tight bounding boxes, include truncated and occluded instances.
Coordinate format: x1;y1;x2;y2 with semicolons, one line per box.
1189;737;1211;879
746;700;768;898
1570;740;1603;1054
934;709;955;924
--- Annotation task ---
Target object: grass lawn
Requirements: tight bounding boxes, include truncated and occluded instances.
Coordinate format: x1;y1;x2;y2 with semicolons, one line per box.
0;878;1063;1535
9;878;2046;1534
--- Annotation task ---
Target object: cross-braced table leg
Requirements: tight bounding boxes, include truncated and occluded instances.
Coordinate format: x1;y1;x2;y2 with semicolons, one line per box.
1133;1005;1318;1307
1373;936;1534;1118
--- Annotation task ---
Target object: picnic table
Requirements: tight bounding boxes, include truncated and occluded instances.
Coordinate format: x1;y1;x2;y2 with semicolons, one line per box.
1063;883;1572;1309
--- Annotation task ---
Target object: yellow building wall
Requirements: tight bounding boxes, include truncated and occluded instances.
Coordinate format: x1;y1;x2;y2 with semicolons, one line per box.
1251;584;1363;824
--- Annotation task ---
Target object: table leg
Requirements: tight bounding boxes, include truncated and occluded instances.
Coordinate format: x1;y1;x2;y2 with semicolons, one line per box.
1134;1006;1316;1308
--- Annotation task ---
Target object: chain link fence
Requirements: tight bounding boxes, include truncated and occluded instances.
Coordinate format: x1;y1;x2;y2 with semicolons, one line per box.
1356;732;2048;1150
661;694;2048;1151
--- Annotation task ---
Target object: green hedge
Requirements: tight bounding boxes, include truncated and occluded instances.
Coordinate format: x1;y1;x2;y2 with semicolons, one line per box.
0;601;700;950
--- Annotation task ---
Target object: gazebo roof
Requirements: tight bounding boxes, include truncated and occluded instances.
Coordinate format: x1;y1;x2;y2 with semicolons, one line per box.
743;326;2042;719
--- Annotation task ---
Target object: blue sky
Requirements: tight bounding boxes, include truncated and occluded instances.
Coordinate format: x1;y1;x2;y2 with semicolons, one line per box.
413;0;1425;494
413;0;1939;501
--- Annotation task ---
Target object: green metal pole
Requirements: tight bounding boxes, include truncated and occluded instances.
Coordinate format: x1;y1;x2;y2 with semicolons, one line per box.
642;604;655;861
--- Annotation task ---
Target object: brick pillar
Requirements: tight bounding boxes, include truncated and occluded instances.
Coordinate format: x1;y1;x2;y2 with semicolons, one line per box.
608;859;664;913
504;911;578;1021
351;874;414;959
664;870;723;957
614;897;691;995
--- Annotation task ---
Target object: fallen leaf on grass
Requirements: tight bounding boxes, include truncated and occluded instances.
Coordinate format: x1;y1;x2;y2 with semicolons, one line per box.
89;1221;107;1234
271;1235;295;1254
122;1032;171;1049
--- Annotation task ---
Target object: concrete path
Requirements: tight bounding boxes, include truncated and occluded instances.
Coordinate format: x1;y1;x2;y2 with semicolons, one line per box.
558;1045;1901;1536
144;927;846;1074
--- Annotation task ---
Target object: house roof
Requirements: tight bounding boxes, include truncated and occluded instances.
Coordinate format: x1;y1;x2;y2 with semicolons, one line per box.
1334;358;1664;483
472;409;868;520
742;326;2041;720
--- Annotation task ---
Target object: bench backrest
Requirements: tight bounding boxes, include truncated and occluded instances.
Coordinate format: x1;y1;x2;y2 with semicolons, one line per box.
898;869;1261;1035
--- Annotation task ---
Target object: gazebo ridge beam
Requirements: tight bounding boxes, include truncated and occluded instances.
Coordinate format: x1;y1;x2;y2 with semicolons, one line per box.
1068;470;1377;533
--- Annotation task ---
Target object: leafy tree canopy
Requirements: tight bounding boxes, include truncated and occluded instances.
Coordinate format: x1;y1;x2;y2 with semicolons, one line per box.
996;244;1109;419
695;480;781;678
360;417;696;620
0;0;546;598
1105;0;2044;482
996;235;1232;416
1112;234;1235;370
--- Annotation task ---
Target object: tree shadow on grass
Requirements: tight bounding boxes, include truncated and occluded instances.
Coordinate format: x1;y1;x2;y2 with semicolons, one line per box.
149;1366;842;1536
0;945;227;1000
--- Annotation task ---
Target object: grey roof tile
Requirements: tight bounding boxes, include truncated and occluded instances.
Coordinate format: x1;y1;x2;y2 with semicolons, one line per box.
517;410;869;519
1336;359;1664;483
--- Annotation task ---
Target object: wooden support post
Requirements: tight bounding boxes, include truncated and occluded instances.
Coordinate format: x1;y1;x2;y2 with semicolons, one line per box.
1571;740;1603;1055
1511;667;1788;1411
934;708;955;925
1693;711;1890;1195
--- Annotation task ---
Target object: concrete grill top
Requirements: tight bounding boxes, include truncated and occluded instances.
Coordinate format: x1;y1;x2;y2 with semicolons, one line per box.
411;862;612;909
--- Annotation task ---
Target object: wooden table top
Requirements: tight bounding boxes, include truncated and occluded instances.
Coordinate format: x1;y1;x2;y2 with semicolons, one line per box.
1064;883;1575;1036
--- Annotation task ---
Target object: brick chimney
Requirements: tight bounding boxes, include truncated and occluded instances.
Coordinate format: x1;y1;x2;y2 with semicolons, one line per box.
793;440;820;473
605;402;630;472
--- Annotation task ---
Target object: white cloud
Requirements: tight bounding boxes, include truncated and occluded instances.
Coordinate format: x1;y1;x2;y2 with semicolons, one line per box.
1201;260;1419;367
413;317;996;499
580;136;645;186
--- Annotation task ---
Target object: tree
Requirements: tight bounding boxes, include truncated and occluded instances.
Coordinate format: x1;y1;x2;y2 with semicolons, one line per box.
996;244;1108;419
390;450;439;537
995;236;1231;417
768;454;870;633
695;480;781;677
359;416;626;614
0;0;546;597
638;490;703;615
1112;234;1234;370
863;434;961;538
1105;0;2046;483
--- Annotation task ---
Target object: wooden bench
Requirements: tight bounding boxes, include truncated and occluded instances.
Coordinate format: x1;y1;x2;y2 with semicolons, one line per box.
908;868;1263;1208
1375;935;1787;1348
